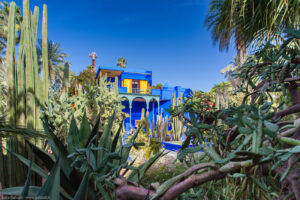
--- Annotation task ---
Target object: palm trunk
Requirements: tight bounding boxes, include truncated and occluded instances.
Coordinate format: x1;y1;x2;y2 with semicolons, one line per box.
235;30;247;66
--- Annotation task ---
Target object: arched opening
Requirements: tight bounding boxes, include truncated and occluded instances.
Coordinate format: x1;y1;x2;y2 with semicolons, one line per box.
148;98;159;129
121;96;130;130
131;97;147;128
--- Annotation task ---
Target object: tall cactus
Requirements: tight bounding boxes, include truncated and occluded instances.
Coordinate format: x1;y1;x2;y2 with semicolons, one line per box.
152;115;155;138
63;62;69;94
6;0;49;128
6;2;16;124
23;0;35;128
5;1;17;187
138;108;151;136
171;94;184;141
16;23;25;126
32;6;42;129
42;4;49;101
156;111;168;141
3;0;50;188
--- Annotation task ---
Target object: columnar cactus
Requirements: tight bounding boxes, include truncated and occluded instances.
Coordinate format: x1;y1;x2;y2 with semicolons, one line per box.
63;62;69;94
16;23;25;126
6;0;49;129
156;110;168;141
6;2;16;124
42;4;49;101
23;0;35;128
152;116;155;138
4;0;50;187
171;94;184;141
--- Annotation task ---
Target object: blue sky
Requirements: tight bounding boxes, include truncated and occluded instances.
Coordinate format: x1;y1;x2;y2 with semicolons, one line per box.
13;0;236;91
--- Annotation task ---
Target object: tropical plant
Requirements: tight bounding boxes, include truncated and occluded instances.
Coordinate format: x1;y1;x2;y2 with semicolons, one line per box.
151;83;163;89
0;1;22;60
170;94;184;141
129;108;162;159
57;29;300;200
42;74;125;142
76;65;96;86
0;111;164;199
0;0;49;189
37;39;69;84
162;29;300;200
117;57;127;68
156;111;169;141
205;0;300;62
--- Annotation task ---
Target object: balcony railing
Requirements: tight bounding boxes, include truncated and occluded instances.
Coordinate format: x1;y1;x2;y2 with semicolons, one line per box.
119;87;162;96
131;88;151;94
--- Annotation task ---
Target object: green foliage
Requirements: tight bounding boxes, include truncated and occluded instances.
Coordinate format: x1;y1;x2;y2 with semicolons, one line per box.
76;65;96;86
117;57;127;68
0;1;22;57
156;111;169;141
170;94;184;141
42;74;125;142
37;39;69;84
0;110;163;199
205;0;299;56
151;83;163;89
167;29;300;199
141;164;188;188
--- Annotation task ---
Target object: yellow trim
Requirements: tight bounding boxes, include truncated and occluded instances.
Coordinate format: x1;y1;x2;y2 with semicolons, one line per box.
140;80;148;94
124;79;132;93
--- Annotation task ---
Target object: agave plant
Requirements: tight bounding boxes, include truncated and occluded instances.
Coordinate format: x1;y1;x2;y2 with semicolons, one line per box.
0;111;164;199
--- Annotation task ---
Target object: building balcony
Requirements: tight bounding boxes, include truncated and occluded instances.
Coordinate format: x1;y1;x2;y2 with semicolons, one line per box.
119;87;162;96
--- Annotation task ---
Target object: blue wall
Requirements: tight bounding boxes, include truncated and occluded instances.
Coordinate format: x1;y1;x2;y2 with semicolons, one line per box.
96;66;192;130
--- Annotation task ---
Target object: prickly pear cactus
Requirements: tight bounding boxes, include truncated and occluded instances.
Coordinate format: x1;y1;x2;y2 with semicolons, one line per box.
41;74;126;142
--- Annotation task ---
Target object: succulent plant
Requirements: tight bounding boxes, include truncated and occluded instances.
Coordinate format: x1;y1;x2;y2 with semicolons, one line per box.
0;111;164;199
171;94;184;141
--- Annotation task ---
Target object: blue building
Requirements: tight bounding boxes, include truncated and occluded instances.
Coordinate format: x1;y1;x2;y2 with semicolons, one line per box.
95;66;192;130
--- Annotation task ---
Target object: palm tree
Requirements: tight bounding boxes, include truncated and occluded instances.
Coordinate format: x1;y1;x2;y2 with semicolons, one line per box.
117;57;127;68
205;0;299;62
37;39;69;83
0;1;22;61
